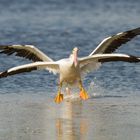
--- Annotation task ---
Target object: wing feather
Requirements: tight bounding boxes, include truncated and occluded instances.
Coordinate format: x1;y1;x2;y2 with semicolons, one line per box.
0;62;59;78
90;27;140;55
0;45;53;62
80;54;140;75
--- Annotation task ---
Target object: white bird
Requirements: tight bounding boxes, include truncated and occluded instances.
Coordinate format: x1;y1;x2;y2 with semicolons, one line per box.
0;27;140;103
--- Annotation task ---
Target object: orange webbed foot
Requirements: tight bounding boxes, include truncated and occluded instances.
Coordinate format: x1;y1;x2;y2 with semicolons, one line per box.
79;88;89;100
54;92;63;103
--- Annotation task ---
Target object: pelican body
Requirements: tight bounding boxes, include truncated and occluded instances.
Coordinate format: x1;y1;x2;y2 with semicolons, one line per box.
59;48;80;84
54;47;88;103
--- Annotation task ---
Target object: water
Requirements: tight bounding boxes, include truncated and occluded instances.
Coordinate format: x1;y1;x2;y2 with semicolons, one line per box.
0;0;140;139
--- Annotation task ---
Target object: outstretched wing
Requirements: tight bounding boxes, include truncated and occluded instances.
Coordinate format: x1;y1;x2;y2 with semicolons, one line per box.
0;62;59;78
80;54;140;75
89;27;140;55
0;45;53;62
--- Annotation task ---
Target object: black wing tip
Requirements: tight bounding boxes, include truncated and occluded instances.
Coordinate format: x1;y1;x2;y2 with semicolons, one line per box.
103;27;140;54
131;27;140;33
0;67;37;78
0;71;8;78
99;55;140;63
129;55;140;63
0;45;42;62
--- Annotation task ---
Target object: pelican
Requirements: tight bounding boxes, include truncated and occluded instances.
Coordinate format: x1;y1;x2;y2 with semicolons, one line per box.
0;27;140;103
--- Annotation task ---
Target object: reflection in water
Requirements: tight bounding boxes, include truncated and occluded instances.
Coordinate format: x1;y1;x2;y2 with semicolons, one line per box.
1;95;140;140
56;101;89;140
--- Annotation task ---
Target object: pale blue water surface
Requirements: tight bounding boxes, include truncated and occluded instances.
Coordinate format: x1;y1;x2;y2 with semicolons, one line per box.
0;0;140;140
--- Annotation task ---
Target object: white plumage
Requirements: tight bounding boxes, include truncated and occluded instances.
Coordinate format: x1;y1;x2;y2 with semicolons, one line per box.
0;27;140;103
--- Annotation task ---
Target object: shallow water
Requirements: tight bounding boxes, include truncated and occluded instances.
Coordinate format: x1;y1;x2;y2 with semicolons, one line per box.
0;0;140;140
0;94;140;140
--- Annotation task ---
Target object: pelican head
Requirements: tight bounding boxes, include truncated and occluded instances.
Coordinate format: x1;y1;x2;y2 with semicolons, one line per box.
72;47;79;54
69;47;79;58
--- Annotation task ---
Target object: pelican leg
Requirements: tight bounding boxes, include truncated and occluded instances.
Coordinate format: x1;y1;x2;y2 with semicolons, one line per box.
54;82;63;103
66;87;71;95
79;81;89;100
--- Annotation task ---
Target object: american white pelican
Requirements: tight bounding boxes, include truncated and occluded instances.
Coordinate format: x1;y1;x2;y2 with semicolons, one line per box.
0;27;140;103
